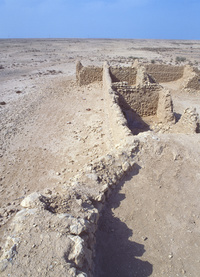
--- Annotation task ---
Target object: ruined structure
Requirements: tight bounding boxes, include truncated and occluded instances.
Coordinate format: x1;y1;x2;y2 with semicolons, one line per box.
77;60;200;136
181;65;200;91
1;60;200;277
76;61;103;86
145;64;184;83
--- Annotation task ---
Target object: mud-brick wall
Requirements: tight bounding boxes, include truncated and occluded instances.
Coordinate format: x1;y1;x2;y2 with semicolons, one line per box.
103;63;133;147
112;83;160;116
184;67;200;90
186;75;200;90
76;62;103;86
145;64;184;83
110;67;137;85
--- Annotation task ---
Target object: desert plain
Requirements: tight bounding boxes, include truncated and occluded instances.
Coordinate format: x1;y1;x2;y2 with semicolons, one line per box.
1;39;200;276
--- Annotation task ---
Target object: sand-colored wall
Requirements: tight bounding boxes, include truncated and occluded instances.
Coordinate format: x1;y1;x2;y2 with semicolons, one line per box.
112;82;160;117
181;65;200;90
145;64;184;83
172;108;200;134
76;61;103;86
186;75;200;90
103;63;133;147
136;65;156;86
109;66;137;85
157;89;175;123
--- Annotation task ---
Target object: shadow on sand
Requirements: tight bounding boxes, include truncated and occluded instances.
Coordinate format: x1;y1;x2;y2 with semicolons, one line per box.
174;112;182;123
116;91;151;135
94;164;153;277
123;109;150;135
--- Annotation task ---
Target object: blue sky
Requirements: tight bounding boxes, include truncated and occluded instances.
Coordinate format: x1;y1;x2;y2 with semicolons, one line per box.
0;0;199;39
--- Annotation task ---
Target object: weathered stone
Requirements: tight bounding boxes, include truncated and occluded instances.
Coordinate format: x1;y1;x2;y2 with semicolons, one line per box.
68;236;85;267
21;192;41;208
0;259;8;272
70;218;87;235
68;267;76;276
173;107;200;134
100;184;109;193
157;89;175;123
95;192;105;203
0;236;19;272
122;161;130;172
87;209;99;224
86;173;98;181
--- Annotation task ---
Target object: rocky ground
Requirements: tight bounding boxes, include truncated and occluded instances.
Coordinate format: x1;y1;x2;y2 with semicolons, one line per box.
1;39;200;276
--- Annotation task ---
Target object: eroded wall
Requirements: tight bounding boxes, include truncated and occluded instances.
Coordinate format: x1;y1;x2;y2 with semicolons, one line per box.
76;61;103;86
103;62;133;147
109;66;137;85
181;66;200;90
145;64;184;83
112;82;161;117
157;89;175;123
172;108;200;134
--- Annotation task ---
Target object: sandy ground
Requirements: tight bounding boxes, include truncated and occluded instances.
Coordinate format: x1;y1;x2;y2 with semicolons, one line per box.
1;39;200;276
95;133;200;277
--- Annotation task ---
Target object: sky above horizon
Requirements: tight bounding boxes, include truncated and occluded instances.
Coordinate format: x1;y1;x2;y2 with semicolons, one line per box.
0;0;199;40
